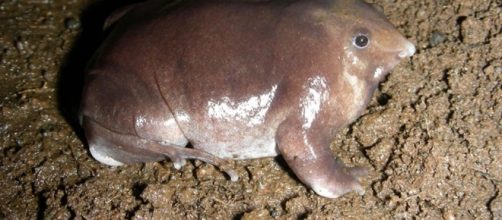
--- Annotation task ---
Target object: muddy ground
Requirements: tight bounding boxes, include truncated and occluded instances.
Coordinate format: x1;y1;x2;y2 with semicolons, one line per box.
0;0;501;219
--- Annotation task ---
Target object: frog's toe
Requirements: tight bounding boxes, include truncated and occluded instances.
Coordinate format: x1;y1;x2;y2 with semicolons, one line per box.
352;181;365;196
172;157;187;170
220;166;239;182
346;166;368;179
147;142;239;181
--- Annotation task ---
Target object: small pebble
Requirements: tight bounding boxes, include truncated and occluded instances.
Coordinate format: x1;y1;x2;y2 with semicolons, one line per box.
429;31;446;47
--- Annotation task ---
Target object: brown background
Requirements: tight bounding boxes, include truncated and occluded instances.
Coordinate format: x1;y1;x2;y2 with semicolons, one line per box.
0;0;500;219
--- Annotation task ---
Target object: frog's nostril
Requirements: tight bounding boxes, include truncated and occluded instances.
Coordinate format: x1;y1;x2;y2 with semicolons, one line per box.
398;41;416;58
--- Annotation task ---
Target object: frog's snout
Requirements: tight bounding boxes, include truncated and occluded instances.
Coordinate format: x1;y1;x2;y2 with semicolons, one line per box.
398;40;416;58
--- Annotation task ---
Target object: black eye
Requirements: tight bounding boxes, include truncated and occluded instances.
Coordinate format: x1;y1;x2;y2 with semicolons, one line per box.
353;34;370;49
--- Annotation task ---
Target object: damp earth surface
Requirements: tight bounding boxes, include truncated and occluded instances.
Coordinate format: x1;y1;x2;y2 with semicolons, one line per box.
0;0;501;219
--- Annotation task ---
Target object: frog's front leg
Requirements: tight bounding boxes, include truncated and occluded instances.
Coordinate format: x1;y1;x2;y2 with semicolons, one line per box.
276;115;367;199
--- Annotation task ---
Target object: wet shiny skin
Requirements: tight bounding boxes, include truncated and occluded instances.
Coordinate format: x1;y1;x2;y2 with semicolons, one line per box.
80;0;415;198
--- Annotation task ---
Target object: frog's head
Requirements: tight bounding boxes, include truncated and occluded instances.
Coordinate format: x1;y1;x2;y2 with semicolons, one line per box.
327;0;415;84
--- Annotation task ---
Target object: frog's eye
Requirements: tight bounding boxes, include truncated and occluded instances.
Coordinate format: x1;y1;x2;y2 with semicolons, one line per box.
353;33;370;49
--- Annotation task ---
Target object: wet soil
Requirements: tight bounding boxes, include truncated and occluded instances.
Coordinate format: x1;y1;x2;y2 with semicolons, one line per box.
1;0;501;219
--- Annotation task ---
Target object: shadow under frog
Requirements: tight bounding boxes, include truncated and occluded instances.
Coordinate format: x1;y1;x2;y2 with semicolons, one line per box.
79;0;415;199
57;0;143;139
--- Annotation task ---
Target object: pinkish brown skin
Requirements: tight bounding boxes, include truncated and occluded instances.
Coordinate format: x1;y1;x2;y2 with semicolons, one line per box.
80;0;415;198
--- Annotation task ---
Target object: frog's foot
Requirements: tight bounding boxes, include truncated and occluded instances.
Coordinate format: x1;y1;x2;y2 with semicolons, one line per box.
310;166;367;198
328;159;369;196
345;166;368;179
146;142;239;181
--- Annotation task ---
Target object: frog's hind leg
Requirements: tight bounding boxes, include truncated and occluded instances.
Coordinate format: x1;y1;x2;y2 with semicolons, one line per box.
84;117;168;165
83;117;238;181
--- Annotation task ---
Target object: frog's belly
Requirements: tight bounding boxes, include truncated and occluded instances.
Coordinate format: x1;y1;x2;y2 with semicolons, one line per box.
191;130;279;160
